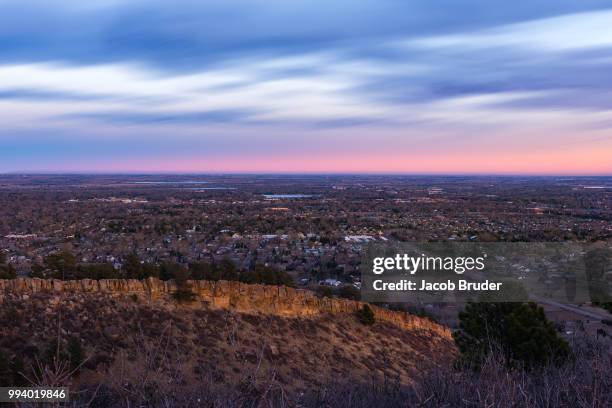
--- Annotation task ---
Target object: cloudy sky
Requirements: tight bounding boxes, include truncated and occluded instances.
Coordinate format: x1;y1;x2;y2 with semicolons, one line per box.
2;0;612;174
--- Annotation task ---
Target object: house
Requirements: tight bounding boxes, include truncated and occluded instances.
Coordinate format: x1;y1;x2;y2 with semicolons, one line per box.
319;278;342;287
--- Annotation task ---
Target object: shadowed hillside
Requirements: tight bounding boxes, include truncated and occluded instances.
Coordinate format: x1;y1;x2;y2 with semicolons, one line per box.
0;278;455;405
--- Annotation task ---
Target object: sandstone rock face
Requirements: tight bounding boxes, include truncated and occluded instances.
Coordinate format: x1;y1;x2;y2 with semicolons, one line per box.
0;278;451;339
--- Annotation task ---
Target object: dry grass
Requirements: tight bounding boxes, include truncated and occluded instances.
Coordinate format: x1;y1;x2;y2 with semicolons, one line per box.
0;291;453;406
3;292;609;407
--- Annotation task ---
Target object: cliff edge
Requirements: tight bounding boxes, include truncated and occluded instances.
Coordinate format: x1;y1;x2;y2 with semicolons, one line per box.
0;277;450;339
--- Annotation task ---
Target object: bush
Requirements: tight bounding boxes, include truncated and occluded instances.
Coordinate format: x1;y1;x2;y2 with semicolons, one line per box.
0;251;15;279
189;259;240;281
318;286;333;298
76;263;120;279
160;262;187;281
240;264;294;287
356;305;375;326
43;250;78;279
0;351;24;386
0;351;12;386
172;288;197;303
190;261;295;287
67;336;85;371
338;285;360;300
0;264;16;279
189;262;217;280
43;339;68;365
123;254;161;279
453;302;571;369
38;338;612;407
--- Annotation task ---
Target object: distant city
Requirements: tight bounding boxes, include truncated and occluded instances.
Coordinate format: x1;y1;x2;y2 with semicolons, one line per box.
2;174;610;284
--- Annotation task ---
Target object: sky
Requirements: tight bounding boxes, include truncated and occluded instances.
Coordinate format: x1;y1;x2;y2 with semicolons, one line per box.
1;0;612;174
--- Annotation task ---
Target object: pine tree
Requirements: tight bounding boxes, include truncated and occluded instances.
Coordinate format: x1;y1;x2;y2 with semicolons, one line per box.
453;302;571;369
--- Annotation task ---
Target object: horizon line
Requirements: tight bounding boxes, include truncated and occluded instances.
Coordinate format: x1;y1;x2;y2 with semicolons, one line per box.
2;171;612;178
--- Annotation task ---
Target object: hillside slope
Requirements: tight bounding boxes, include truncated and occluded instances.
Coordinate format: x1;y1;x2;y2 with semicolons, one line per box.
0;278;455;405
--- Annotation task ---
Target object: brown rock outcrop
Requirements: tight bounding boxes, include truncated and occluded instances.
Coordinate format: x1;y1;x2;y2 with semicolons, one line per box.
0;278;451;338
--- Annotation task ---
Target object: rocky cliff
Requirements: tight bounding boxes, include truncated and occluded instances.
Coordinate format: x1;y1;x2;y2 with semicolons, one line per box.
0;277;450;338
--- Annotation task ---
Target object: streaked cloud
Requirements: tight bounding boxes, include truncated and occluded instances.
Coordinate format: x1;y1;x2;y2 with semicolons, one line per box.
0;1;611;174
406;10;612;52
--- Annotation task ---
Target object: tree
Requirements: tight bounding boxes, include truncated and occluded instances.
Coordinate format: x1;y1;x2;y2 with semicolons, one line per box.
453;302;571;369
123;253;142;279
318;286;333;298
159;262;186;281
31;263;45;278
0;264;16;279
0;251;16;279
43;251;77;279
240;264;294;287
338;285;360;300
76;263;119;279
140;263;161;279
218;258;239;281
189;262;216;280
356;304;375;326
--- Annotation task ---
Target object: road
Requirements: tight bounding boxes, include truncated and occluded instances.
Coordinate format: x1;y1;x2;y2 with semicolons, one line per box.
532;297;611;321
